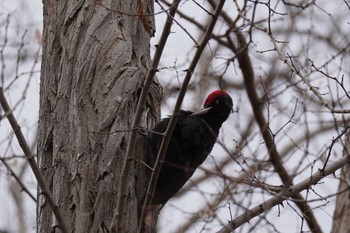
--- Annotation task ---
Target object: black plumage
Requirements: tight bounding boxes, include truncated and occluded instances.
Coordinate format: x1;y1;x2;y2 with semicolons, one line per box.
148;90;233;206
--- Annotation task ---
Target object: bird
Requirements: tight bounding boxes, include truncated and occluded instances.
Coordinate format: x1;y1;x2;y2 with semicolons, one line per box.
148;90;233;207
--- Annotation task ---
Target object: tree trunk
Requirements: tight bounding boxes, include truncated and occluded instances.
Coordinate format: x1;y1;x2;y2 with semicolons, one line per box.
37;1;161;232
331;133;350;233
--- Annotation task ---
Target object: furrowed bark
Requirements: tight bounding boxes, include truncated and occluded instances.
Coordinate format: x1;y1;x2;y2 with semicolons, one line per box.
38;1;161;232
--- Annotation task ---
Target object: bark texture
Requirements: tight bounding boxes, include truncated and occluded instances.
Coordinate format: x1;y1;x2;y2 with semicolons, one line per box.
38;1;161;232
332;133;350;233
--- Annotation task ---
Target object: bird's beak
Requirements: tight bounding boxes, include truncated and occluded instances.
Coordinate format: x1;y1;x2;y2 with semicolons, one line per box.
191;107;212;116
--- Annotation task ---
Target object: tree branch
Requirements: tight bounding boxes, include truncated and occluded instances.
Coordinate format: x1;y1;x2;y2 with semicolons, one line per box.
216;155;350;233
137;0;228;232
234;29;323;233
112;0;181;231
0;87;68;233
0;156;36;202
268;29;350;113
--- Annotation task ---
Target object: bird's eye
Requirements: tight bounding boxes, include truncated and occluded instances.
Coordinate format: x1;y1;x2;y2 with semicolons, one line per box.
215;100;220;105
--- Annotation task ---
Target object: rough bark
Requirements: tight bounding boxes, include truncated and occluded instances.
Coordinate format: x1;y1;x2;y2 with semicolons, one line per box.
37;1;161;232
331;133;350;233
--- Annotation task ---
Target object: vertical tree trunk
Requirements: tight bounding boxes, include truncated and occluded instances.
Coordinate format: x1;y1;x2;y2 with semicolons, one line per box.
37;1;161;232
331;133;350;233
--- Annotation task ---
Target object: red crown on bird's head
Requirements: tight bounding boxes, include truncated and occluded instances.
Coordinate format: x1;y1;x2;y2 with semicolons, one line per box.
204;90;230;108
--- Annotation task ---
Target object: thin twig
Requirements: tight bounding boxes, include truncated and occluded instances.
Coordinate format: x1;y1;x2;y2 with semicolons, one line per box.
0;156;37;202
161;0;231;48
0;88;68;233
156;1;199;46
234;28;323;233
177;123;337;231
111;0;181;232
322;127;350;170
137;0;227;232
216;155;350;233
269;30;350;113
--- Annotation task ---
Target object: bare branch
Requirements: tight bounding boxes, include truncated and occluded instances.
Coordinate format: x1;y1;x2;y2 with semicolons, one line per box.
234;27;323;233
269;30;350;113
0;88;68;233
138;0;228;231
216;155;350;233
0;156;36;202
112;0;181;231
